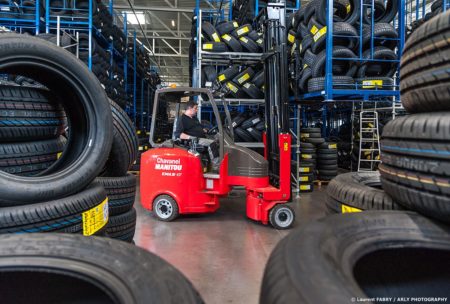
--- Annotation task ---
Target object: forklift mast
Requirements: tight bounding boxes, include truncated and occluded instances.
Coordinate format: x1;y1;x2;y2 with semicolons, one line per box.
263;0;290;186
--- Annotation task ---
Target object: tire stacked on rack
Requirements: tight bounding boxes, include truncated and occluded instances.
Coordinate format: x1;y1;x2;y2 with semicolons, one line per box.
316;142;338;181
231;113;265;143
298;142;316;193
220;65;265;99
0;34;114;236
406;0;445;39
379;9;450;224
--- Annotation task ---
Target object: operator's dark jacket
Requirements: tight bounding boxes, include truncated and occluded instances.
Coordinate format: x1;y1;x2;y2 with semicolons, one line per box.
174;114;205;139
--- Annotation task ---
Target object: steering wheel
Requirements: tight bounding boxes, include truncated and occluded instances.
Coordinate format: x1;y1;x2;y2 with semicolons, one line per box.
207;126;219;135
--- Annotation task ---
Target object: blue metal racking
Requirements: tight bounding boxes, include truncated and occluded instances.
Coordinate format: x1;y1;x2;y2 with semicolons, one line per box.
0;0;42;34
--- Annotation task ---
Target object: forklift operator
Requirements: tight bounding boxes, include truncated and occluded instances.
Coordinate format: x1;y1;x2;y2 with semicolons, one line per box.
174;100;206;139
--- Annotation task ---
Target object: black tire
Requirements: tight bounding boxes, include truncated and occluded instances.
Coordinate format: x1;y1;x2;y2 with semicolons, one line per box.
299;35;312;56
261;211;450;303
303;49;316;69
301;128;321;134
216;20;239;35
311;46;357;77
202;21;221;42
269;204;295;229
106;207;136;242
355;77;395;90
0;136;66;176
299;183;314;192
0;233;204;303
102;99;138;177
246;127;262;141
317;168;337;175
255;121;265;131
312;22;359;54
202;65;217;82
380;113;450;222
153;194;179;221
301;153;316;161
302;137;326;144
221;33;243;52
298;173;314;183
326;171;401;213
0;33;113;205
239;36;259;53
234;127;254;142
217;65;240;83
231;24;252;38
317;159;338;165
300;132;321;138
232;67;255;85
231;113;247;128
299;67;312;92
248;30;260;41
0;85;66;142
378;0;398;23
362;23;398;50
362;0;387;23
299;162;314;174
307;76;355;92
356;46;397;78
202;42;228;52
400;11;450;112
318;141;338;149
317;0;360;26
252;70;265;88
241;115;262;129
0;182;108;234
224;81;246;98
95;174;136;216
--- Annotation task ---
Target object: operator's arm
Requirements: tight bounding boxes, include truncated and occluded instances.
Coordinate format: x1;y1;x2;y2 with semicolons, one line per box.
180;133;192;140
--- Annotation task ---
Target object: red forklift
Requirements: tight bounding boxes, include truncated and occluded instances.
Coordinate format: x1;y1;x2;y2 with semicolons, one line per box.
140;1;295;229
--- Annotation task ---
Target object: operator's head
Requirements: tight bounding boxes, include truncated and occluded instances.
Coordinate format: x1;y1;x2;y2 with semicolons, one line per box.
185;100;198;118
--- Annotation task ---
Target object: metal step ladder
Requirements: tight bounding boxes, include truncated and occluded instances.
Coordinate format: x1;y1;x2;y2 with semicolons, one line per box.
358;111;381;172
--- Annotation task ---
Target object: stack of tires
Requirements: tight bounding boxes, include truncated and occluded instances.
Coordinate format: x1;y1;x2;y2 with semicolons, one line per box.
216;65;265;99
316;142;338;181
231;113;265;142
298;143;316;193
379;9;450;224
201;21;263;53
0;34;138;242
289;0;398;94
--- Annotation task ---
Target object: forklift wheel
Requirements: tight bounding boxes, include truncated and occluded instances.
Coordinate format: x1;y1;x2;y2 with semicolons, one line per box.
269;204;295;229
153;195;179;222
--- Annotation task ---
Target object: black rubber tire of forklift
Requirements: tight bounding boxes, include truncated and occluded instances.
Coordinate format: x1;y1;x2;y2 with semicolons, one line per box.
241;115;262;129
252;70;265;88
216;20;239;35
307;76;355;92
311;22;359;54
255;121;265;131
221;34;243;52
0;85;67;142
202;21;222;42
239;36;259;53
311;46;357;78
302;137;326;145
299;67;312;92
362;23;398;50
102;99;138;177
0;136;67;177
269;204;295;229
232;67;255;85
217;65;240;83
95;174;136;216
202;42;228;52
231;24;253;38
0;182;107;233
356;47;397;78
106;207;137;242
234;127;254;142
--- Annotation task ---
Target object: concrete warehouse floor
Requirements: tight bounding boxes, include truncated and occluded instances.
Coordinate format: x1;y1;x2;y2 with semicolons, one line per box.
134;179;329;304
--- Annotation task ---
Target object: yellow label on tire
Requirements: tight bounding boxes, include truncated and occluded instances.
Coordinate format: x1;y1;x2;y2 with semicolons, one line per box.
362;80;383;88
300;176;310;182
218;74;226;82
222;34;232;42
237;26;249;36
341;204;362;213
203;43;214;50
233;21;239;28
82;198;109;236
212;32;221;42
239;37;248;43
328;144;337;149
302;154;312;159
226;82;238;93
300;133;310;138
238;73;251;84
300;185;311;190
310;25;319;35
346;4;351;13
303;63;308;69
288;33;295;44
57;152;62;159
256;38;263;45
138;146;143;151
313;26;327;42
299;167;311;173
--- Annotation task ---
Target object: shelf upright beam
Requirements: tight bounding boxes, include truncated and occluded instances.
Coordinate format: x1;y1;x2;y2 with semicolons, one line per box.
35;0;40;34
124;12;128;105
45;0;49;33
88;0;93;70
133;30;137;124
141;77;145;130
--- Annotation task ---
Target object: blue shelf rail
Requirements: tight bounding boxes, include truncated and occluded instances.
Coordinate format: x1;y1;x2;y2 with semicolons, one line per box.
0;0;42;34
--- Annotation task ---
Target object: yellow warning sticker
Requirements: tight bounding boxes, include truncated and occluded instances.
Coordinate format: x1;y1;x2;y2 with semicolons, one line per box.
313;26;327;42
57;152;62;159
329;144;337;149
299;167;311;173
222;34;231;42
300;176;310;182
310;25;319;35
212;33;221;42
302;154;312;159
226;82;238;93
362;80;383;88
218;74;226;82
238;73;251;84
203;43;214;50
341;204;362;213
346;4;351;13
240;37;248;43
233;21;239;28
288;33;295;44
237;26;250;36
82;198;109;236
300;185;311;190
